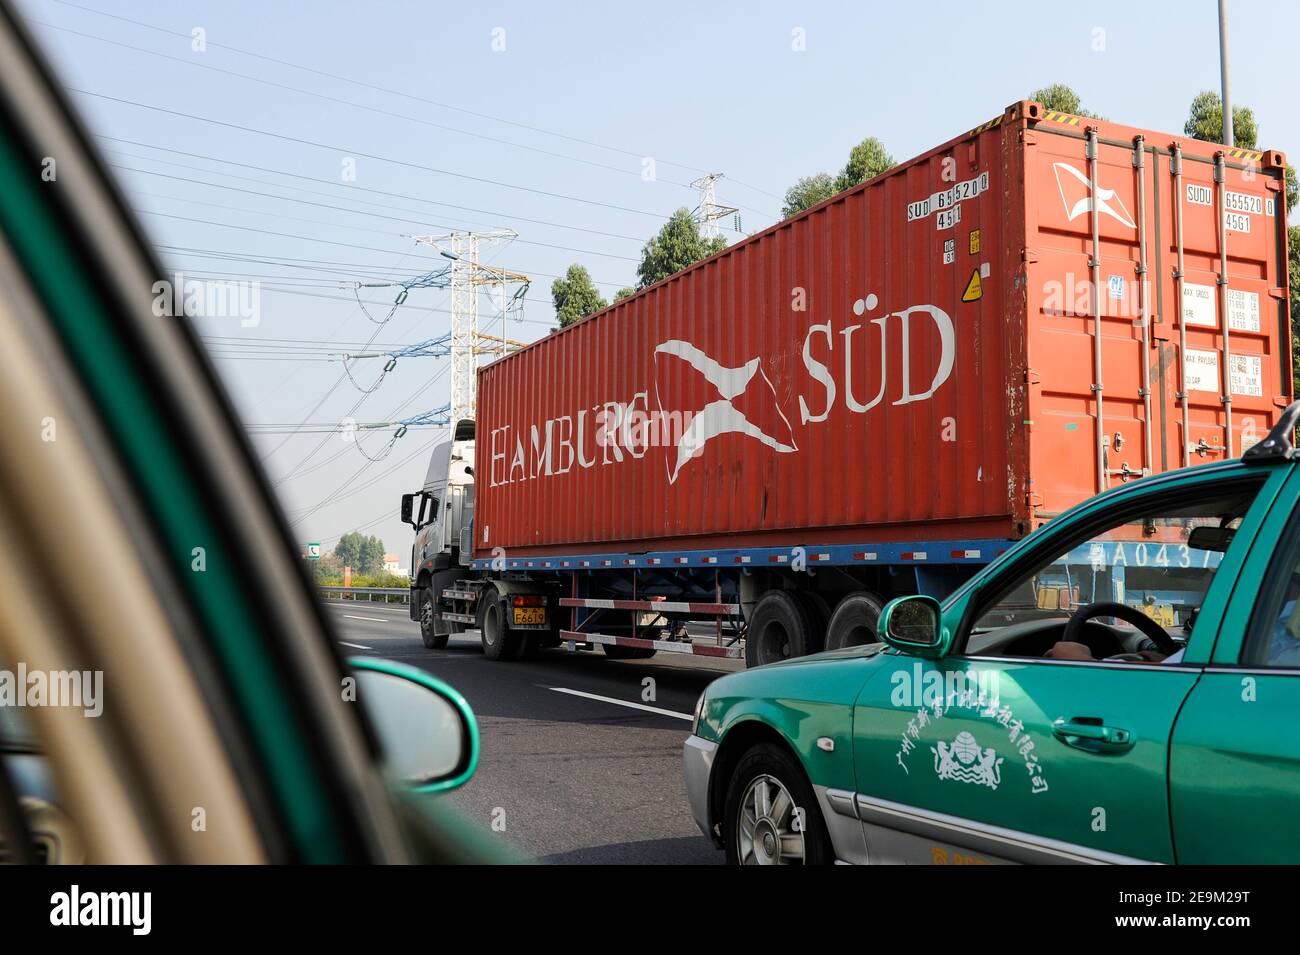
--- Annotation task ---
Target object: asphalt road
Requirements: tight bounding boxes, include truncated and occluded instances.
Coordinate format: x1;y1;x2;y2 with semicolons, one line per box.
324;600;742;863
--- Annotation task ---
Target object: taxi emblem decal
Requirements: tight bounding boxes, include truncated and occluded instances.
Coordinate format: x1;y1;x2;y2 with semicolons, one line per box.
932;731;1003;790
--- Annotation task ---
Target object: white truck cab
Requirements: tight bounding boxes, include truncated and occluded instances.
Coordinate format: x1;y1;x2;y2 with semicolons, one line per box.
401;419;476;647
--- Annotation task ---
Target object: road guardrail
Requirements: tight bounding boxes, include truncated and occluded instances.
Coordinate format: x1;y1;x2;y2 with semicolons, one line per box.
318;586;410;605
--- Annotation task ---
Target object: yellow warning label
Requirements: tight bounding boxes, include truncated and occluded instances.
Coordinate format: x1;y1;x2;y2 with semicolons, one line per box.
969;229;981;255
962;268;982;302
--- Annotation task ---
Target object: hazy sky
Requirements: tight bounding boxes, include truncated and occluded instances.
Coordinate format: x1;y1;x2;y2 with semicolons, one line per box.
17;0;1298;563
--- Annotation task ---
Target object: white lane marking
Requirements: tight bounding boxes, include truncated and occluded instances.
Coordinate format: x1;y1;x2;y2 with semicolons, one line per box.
546;686;692;721
339;641;372;650
325;603;412;613
341;614;389;623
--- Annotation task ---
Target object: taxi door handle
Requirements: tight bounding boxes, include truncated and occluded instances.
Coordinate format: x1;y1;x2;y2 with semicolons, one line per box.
1053;718;1134;754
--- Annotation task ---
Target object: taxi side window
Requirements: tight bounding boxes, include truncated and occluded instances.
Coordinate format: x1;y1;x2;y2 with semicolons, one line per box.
970;488;1258;642
1242;508;1300;669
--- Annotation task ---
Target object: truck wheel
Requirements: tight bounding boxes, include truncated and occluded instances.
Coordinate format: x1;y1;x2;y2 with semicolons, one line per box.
723;742;831;865
745;591;814;667
825;591;884;650
478;594;521;661
417;587;448;649
797;593;830;655
601;643;657;660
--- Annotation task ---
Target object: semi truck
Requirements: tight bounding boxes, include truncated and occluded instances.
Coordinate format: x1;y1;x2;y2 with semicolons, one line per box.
402;99;1292;666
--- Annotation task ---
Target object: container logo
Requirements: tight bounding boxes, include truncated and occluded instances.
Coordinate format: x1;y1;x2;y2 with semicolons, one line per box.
1052;161;1136;229
651;340;798;484
485;299;954;490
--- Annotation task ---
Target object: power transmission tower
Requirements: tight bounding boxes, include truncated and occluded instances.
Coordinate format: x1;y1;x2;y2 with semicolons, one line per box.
690;173;739;240
407;229;529;425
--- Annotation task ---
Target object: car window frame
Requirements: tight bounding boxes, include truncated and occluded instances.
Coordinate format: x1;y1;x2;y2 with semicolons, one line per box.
0;2;411;862
1239;481;1300;668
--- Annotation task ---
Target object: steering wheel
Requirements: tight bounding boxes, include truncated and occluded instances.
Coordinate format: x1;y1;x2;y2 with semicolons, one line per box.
1062;601;1180;656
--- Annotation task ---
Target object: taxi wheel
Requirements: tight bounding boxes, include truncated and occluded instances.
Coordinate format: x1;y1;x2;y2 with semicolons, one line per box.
418;588;448;649
723;742;831;865
479;595;521;661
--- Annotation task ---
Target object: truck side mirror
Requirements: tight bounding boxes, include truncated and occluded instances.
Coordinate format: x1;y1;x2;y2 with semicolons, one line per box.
400;492;418;527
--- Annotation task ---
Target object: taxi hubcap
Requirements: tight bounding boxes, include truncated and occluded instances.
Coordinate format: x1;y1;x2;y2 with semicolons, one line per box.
737;774;804;865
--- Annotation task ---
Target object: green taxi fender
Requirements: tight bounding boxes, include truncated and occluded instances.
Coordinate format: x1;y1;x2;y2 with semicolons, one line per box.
698;647;884;800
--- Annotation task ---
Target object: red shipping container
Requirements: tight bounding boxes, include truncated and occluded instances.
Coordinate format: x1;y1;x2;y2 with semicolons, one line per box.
475;101;1292;559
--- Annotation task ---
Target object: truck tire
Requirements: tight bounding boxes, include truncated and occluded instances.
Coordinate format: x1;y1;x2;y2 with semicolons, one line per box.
825;591;884;651
723;742;832;865
478;593;522;661
797;593;830;655
745;591;814;667
601;643;657;660
417;587;448;649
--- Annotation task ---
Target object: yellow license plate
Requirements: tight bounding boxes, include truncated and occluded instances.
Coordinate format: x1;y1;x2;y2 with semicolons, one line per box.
513;607;545;626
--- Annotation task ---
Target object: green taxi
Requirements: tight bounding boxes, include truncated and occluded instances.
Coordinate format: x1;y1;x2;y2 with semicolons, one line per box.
684;404;1300;865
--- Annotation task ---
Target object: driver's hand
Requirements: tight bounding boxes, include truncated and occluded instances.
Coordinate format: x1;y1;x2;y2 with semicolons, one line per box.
1047;641;1096;661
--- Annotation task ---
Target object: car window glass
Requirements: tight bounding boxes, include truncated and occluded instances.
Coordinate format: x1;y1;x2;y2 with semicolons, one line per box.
967;487;1261;662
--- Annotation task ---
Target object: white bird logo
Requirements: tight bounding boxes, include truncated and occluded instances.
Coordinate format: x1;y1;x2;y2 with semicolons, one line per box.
652;340;798;484
1052;161;1136;229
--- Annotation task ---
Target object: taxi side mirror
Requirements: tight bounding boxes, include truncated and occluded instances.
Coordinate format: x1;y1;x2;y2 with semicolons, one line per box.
879;595;950;659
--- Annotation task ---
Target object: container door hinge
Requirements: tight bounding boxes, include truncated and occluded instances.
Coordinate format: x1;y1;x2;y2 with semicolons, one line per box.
1021;247;1038;265
1268;287;1286;300
1025;368;1042;385
1025;492;1044;509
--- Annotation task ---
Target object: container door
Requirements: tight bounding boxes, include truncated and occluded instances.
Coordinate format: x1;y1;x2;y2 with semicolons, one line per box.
1164;144;1289;469
1026;126;1156;512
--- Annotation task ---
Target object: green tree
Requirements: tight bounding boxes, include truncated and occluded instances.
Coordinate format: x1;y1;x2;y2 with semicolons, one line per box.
1030;83;1102;119
782;137;896;219
836;137;895;191
781;172;838;218
1290;225;1300;400
358;535;386;576
1184;90;1259;148
1184;91;1295;241
333;531;385;575
311;552;342;583
636;208;726;289
333;531;364;570
614;286;636;302
551;263;608;327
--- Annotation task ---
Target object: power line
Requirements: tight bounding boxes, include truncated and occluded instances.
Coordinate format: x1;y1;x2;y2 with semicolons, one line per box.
144;218;628;289
128;187;638;261
68;88;672;220
290;431;445;525
170;274;566;332
34;19;728;196
47;0;782;202
100;139;647;242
